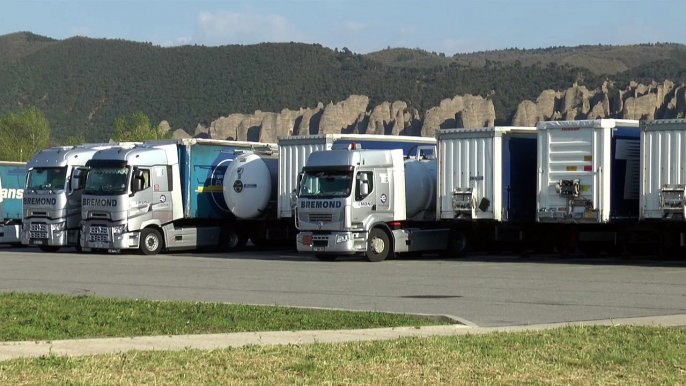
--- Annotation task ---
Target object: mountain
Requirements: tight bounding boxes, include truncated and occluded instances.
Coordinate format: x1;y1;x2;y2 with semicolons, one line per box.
365;44;686;74
1;32;686;142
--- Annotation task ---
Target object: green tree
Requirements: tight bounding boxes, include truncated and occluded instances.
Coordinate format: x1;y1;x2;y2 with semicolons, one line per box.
0;107;50;162
64;134;86;146
111;111;172;142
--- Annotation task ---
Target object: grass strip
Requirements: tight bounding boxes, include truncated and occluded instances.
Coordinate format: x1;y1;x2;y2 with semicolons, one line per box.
0;292;445;342
1;326;684;385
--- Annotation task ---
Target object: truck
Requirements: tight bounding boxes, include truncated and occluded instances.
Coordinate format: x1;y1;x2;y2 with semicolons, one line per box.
639;119;686;257
21;144;116;252
0;161;27;246
79;138;276;255
436;127;539;255
536;119;641;257
295;145;454;262
222;134;439;248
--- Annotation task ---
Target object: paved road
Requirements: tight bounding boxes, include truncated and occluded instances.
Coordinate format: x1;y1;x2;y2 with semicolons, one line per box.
0;247;684;327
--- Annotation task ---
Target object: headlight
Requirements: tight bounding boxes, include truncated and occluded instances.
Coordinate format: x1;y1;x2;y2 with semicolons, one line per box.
335;234;349;244
112;224;127;234
51;222;66;231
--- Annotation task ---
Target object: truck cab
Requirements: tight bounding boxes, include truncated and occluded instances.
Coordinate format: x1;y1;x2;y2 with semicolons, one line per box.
21;144;114;252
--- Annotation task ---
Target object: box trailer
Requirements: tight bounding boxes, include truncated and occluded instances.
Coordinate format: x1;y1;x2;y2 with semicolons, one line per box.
436;127;539;254
536;119;640;256
640;119;686;255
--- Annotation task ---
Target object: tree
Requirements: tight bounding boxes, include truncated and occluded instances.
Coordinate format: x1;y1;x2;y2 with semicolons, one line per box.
0;107;50;162
111;111;172;142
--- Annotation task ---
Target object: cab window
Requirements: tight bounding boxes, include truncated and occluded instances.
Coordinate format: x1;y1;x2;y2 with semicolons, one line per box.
355;172;373;201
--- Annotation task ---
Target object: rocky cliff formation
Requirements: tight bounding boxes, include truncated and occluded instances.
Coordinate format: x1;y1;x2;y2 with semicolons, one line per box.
177;80;686;141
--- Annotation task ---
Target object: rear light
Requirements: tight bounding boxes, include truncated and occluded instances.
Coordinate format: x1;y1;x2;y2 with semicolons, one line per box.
583;165;592;172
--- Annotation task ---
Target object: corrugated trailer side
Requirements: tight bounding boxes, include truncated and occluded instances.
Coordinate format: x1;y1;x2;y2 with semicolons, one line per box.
640;119;686;257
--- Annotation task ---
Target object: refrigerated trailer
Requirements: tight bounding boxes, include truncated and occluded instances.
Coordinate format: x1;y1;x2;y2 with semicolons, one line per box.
536;119;641;256
640;119;686;256
436;127;540;255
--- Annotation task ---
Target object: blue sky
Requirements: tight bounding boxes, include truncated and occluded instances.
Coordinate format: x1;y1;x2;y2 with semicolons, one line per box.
1;0;684;55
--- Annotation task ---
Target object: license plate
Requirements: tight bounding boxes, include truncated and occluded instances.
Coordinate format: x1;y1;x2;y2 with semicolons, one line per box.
30;240;44;245
91;242;105;248
313;246;325;252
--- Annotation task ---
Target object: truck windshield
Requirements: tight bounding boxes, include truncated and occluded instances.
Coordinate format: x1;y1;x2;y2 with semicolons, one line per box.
26;167;67;190
299;170;353;198
84;167;130;195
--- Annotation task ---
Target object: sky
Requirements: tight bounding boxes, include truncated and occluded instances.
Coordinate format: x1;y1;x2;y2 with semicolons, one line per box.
1;0;685;55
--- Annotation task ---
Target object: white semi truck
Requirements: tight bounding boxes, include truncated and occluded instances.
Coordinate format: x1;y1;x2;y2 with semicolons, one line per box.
21;144;116;252
295;145;455;262
222;134;438;247
79;138;275;254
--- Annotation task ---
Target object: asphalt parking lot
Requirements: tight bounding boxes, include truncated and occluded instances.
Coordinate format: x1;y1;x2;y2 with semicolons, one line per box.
0;246;684;327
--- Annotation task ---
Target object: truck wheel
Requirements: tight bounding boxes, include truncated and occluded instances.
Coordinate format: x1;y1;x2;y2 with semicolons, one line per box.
38;245;61;253
75;231;83;253
222;229;247;252
315;254;337;261
443;229;468;258
366;228;391;262
140;228;163;255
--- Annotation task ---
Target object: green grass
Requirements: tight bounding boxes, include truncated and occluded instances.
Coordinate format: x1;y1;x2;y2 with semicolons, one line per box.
1;326;683;385
0;292;446;342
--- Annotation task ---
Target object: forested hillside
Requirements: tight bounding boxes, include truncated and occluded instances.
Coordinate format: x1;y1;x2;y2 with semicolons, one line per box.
1;32;685;141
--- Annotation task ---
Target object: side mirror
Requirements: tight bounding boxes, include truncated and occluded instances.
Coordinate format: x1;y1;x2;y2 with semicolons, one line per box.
360;173;368;183
360;181;369;197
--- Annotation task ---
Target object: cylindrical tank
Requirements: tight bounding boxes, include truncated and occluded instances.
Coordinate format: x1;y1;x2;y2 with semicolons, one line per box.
404;158;437;218
223;153;278;219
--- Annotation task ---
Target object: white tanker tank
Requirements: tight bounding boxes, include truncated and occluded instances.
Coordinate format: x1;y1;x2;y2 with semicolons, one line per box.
223;152;279;219
404;158;437;219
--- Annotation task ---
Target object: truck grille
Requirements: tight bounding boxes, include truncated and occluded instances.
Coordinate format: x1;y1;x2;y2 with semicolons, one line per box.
29;231;48;239
90;225;108;235
30;223;47;232
89;234;110;243
308;213;333;222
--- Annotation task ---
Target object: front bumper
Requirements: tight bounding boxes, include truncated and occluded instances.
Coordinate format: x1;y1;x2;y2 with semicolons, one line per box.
81;224;141;251
21;220;73;247
296;231;366;254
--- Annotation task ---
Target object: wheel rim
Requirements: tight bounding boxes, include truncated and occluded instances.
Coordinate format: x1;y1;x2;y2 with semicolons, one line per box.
145;234;159;251
227;232;239;248
453;234;465;250
371;237;385;254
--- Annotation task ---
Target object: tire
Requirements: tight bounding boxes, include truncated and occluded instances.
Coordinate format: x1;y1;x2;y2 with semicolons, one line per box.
39;245;61;253
140;228;163;255
314;254;337;261
221;228;247;252
75;231;83;253
443;229;469;258
365;228;391;262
